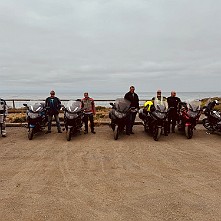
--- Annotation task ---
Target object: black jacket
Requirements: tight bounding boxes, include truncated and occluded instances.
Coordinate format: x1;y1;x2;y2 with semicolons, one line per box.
45;97;61;115
124;92;139;109
167;96;181;111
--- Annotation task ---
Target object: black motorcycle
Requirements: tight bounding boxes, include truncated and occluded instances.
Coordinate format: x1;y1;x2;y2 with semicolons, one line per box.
202;100;221;133
63;100;84;141
0;99;7;137
23;102;48;140
177;100;201;139
109;98;131;140
140;99;169;141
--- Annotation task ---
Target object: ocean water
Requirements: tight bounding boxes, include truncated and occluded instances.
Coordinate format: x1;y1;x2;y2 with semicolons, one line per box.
0;91;220;108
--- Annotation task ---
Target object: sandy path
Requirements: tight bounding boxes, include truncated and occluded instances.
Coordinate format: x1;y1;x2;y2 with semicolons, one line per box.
0;125;221;221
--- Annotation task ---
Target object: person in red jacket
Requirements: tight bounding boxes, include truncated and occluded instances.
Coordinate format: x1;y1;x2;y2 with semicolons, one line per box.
81;92;96;134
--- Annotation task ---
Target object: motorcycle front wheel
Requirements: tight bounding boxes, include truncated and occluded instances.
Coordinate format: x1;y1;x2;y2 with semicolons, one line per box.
153;125;161;141
114;125;119;140
28;128;34;140
202;118;214;132
185;125;193;139
144;121;149;132
66;128;72;141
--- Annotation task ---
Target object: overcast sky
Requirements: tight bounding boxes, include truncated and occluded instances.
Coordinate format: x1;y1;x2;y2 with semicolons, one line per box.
0;0;221;93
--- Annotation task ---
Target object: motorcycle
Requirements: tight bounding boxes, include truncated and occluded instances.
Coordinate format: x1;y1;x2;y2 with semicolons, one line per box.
109;98;131;140
63;100;84;141
141;99;169;141
177;100;201;139
202;100;221;133
0;99;7;137
23;102;48;140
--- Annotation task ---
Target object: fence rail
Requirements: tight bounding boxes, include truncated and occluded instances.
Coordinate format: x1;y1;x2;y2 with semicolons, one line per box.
5;99;147;109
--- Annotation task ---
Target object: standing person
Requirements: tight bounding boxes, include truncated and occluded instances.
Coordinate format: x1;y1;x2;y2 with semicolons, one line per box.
45;90;62;133
124;86;139;135
81;92;96;134
152;89;167;101
0;98;7;137
167;91;181;133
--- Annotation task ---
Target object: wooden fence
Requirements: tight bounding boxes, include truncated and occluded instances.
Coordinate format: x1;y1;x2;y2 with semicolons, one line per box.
5;99;147;110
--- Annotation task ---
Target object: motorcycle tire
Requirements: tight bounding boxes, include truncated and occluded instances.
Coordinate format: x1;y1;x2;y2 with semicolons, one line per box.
144;122;148;132
66;128;72;141
202;118;214;132
185;125;193;139
153;126;161;141
28;128;34;140
114;125;119;140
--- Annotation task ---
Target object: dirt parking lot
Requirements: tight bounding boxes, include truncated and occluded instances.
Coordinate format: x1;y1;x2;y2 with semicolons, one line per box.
0;125;221;221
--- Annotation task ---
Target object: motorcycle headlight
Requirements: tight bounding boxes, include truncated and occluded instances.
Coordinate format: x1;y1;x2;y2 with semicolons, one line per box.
188;111;198;118
28;112;39;119
154;111;166;119
66;112;78;119
114;110;126;119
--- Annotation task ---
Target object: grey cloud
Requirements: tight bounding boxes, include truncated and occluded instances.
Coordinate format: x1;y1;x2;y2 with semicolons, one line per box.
0;0;221;93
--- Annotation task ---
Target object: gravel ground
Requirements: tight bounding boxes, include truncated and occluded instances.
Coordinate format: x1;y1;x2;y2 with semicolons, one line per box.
0;125;221;221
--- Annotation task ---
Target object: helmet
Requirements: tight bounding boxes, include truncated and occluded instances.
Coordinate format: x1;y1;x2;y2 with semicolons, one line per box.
144;101;153;111
214;100;219;105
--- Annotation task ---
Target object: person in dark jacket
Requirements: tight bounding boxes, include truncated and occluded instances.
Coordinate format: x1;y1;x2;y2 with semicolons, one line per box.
124;86;139;135
45;90;62;133
167;91;181;133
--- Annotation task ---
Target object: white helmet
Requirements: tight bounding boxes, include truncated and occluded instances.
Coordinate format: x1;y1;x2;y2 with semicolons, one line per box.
214;100;219;105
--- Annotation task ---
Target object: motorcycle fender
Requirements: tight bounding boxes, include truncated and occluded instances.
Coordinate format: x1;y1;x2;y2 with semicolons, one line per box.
68;126;73;129
29;124;35;128
185;122;191;127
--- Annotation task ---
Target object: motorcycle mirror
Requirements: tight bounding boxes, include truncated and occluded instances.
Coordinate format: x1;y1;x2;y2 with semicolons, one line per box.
23;103;28;107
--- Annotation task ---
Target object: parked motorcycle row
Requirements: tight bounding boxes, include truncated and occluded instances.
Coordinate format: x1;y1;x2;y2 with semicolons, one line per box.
109;98;221;141
1;99;221;141
23;100;85;141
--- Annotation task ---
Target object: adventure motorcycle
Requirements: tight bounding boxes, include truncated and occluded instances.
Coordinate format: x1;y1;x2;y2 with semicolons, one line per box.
0;99;7;137
109;98;131;140
177;100;201;139
23;102;48;140
63;100;84;141
140;99;169;141
202;100;221;133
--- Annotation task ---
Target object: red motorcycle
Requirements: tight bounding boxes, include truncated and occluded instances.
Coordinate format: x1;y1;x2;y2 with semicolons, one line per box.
177;100;201;139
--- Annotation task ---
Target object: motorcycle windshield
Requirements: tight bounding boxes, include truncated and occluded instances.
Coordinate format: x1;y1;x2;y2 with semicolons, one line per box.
114;98;131;113
66;100;82;113
187;100;201;112
28;102;45;112
153;99;168;112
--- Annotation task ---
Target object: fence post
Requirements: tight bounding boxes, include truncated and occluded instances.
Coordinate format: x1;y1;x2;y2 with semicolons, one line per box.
12;100;15;109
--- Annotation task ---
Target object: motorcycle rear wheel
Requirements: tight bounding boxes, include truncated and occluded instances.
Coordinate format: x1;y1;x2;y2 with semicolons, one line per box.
114;125;119;140
28;128;34;140
66;128;72;141
185;125;193;139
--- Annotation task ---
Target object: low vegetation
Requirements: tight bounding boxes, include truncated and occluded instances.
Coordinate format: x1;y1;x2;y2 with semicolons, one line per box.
6;97;221;123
